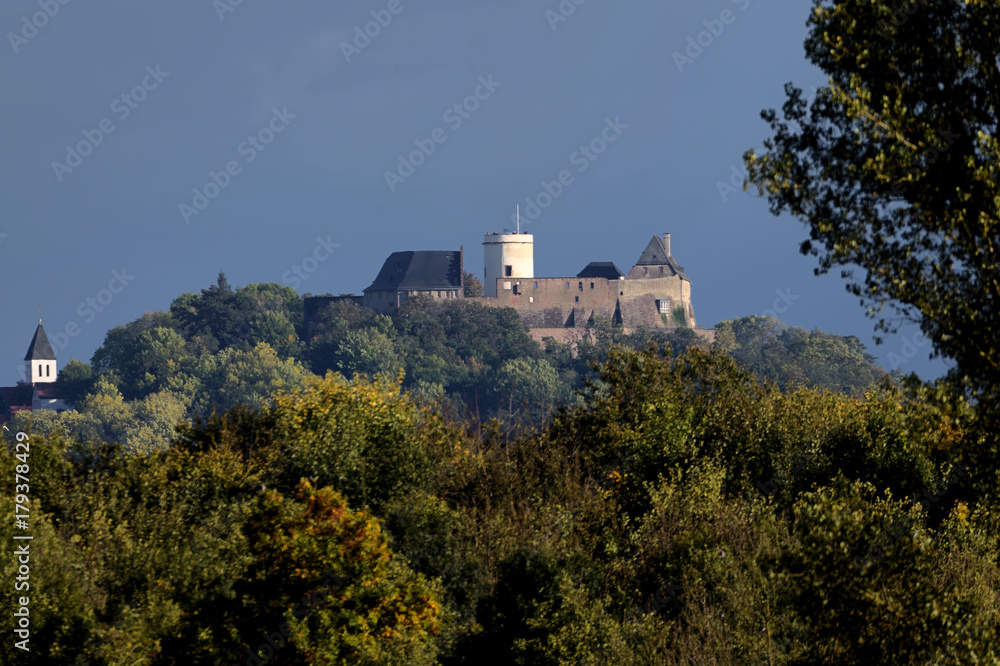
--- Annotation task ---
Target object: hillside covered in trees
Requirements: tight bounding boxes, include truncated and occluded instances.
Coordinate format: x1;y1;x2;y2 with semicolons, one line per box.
4;270;997;664
3;273;887;453
2;340;995;664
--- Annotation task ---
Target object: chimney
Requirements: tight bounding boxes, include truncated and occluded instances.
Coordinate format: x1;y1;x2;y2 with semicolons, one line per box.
664;233;671;258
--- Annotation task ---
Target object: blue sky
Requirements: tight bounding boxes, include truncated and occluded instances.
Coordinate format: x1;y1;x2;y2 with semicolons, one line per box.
0;0;949;384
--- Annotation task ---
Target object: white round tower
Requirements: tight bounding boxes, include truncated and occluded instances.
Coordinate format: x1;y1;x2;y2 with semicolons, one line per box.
483;233;534;298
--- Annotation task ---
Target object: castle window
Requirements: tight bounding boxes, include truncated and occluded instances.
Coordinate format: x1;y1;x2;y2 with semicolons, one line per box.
658;300;670;314
590;282;594;289
533;281;538;289
46;365;50;377
513;284;519;295
659;266;664;273
565;282;569;289
38;364;42;377
436;291;441;298
575;296;579;303
578;281;583;291
642;267;647;275
505;265;512;277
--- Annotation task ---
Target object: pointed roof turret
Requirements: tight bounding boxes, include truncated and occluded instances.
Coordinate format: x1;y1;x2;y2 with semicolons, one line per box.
24;323;56;361
635;235;671;266
632;234;689;281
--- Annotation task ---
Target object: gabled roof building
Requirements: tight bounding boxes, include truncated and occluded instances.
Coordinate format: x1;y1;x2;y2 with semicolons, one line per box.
362;249;464;313
1;323;69;423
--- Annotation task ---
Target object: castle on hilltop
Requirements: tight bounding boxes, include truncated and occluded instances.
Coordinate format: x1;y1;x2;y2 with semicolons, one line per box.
305;231;701;341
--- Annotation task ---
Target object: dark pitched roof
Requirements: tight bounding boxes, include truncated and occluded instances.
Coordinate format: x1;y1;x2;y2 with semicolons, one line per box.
24;324;56;361
633;236;688;281
365;251;462;293
577;262;625;280
0;385;33;408
34;384;61;399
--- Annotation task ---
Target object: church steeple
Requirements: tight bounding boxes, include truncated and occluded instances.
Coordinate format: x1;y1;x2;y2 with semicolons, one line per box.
24;323;56;384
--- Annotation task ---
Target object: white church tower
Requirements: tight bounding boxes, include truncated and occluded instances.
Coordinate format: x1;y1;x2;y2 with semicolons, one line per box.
24;322;57;384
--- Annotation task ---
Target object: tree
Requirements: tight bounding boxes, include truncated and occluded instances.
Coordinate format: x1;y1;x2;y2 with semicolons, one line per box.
53;358;94;406
91;325;198;403
744;0;1000;404
307;300;377;375
215;270;231;293
463;272;484;298
714;315;885;394
240;481;443;665
714;315;791;385
194;342;312;415
336;326;404;381
493;357;565;418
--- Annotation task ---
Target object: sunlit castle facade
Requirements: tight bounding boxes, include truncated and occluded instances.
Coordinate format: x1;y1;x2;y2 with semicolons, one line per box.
303;229;701;341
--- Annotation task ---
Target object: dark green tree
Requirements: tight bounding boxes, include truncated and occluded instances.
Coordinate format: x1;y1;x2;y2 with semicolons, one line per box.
53;358;94;406
463;272;484;298
215;270;231;293
744;0;1000;404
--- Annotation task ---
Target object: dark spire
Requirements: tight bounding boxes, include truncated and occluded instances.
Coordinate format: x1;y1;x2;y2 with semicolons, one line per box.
24;323;56;361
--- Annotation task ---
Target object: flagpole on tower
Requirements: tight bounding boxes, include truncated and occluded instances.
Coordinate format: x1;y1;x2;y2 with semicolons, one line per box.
516;204;520;234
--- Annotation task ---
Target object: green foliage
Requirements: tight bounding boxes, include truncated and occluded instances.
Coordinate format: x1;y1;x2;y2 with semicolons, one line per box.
6;342;1000;663
715;315;885;394
336;323;404;381
192;342;311;415
671;305;686;328
744;0;1000;405
463;272;484;298
53;358;94;406
90;322;198;403
241;481;443;665
270;372;453;512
